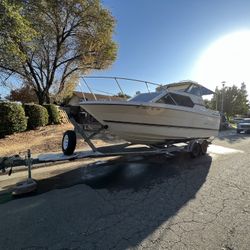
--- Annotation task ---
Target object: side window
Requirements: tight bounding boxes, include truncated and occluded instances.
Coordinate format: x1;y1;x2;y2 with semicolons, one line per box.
157;94;176;105
187;85;201;96
170;93;194;107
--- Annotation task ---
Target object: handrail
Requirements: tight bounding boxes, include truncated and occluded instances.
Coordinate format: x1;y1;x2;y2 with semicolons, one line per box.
114;77;125;96
80;76;163;101
82;78;97;101
82;76;162;87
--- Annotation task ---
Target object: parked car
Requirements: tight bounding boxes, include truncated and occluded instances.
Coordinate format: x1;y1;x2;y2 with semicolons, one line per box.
233;117;244;124
237;118;250;133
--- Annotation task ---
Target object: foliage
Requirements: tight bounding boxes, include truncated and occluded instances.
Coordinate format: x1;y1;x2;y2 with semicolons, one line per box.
0;0;37;62
58;108;70;124
0;0;117;104
204;99;212;109
114;92;131;99
0;102;27;137
209;83;249;117
43;104;60;124
53;74;79;104
24;104;48;129
6;84;38;103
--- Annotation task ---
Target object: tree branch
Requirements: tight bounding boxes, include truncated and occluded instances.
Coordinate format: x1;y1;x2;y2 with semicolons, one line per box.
56;54;81;68
25;60;43;92
58;66;79;94
0;65;26;77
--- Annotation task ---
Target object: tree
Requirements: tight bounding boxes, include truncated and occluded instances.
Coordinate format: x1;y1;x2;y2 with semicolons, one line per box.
209;83;249;117
239;82;249;114
6;84;38;103
0;0;117;104
114;92;131;99
204;99;213;109
52;74;79;104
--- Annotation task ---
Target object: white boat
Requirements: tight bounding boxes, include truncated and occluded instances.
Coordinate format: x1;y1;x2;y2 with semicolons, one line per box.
80;78;220;145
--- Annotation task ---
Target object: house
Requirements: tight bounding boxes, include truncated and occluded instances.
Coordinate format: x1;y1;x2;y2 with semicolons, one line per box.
68;91;123;106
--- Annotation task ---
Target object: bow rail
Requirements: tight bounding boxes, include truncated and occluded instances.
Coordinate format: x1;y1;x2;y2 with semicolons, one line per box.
79;76;163;101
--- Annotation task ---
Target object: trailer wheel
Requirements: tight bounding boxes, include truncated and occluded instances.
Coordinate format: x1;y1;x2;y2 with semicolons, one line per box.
189;141;201;158
62;130;76;155
201;140;209;155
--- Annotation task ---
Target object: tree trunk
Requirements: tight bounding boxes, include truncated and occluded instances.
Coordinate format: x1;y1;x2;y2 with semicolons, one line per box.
36;92;44;105
36;90;50;104
45;93;50;104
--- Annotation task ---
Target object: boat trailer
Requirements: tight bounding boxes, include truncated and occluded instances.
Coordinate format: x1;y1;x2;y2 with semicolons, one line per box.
0;113;211;196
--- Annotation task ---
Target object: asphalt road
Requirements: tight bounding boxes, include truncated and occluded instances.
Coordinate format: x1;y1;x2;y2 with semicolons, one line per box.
0;130;250;250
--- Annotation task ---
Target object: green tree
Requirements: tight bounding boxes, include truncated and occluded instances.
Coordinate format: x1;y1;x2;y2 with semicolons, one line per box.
0;0;117;104
210;83;249;117
53;74;79;104
114;92;131;99
204;99;213;109
238;82;249;114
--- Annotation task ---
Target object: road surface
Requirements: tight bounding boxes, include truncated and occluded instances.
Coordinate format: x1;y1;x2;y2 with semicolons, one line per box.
0;130;250;250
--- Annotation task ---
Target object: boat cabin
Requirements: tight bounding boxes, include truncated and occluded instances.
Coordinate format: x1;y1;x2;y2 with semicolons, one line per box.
163;81;214;96
129;81;214;109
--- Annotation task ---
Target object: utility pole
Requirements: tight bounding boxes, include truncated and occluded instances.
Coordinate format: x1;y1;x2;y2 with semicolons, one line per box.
215;86;218;111
221;81;225;113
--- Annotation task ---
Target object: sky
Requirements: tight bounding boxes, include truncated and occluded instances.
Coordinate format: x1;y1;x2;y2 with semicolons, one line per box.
2;0;250;98
82;0;250;97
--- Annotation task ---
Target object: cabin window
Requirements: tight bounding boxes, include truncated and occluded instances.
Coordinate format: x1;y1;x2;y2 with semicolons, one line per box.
157;94;176;105
170;93;194;107
186;85;201;96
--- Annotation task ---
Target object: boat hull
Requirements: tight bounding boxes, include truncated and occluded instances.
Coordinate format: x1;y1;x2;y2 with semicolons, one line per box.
80;102;220;144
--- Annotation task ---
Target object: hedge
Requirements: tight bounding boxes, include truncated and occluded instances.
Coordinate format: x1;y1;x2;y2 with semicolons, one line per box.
0;102;27;137
24;104;49;129
43;104;60;124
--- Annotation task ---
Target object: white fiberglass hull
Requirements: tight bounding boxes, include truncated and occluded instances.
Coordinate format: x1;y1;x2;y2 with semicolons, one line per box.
80;101;220;144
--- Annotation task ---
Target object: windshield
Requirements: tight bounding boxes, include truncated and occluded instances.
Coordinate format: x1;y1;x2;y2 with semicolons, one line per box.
129;92;161;102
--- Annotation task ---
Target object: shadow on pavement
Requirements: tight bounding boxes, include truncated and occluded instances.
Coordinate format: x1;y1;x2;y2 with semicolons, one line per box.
0;152;212;249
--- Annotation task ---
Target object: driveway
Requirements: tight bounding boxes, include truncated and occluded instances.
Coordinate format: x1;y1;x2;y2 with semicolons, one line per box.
0;130;250;250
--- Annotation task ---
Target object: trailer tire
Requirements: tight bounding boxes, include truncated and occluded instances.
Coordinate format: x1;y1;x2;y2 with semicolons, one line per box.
62;130;76;155
190;141;201;158
201;140;208;155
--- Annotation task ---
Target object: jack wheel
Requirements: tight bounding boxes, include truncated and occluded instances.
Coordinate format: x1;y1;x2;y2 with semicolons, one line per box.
62;130;76;155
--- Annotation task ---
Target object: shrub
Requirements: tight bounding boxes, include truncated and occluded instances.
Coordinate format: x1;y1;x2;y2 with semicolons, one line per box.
43;104;60;124
58;108;70;124
24;104;49;129
0;102;27;137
